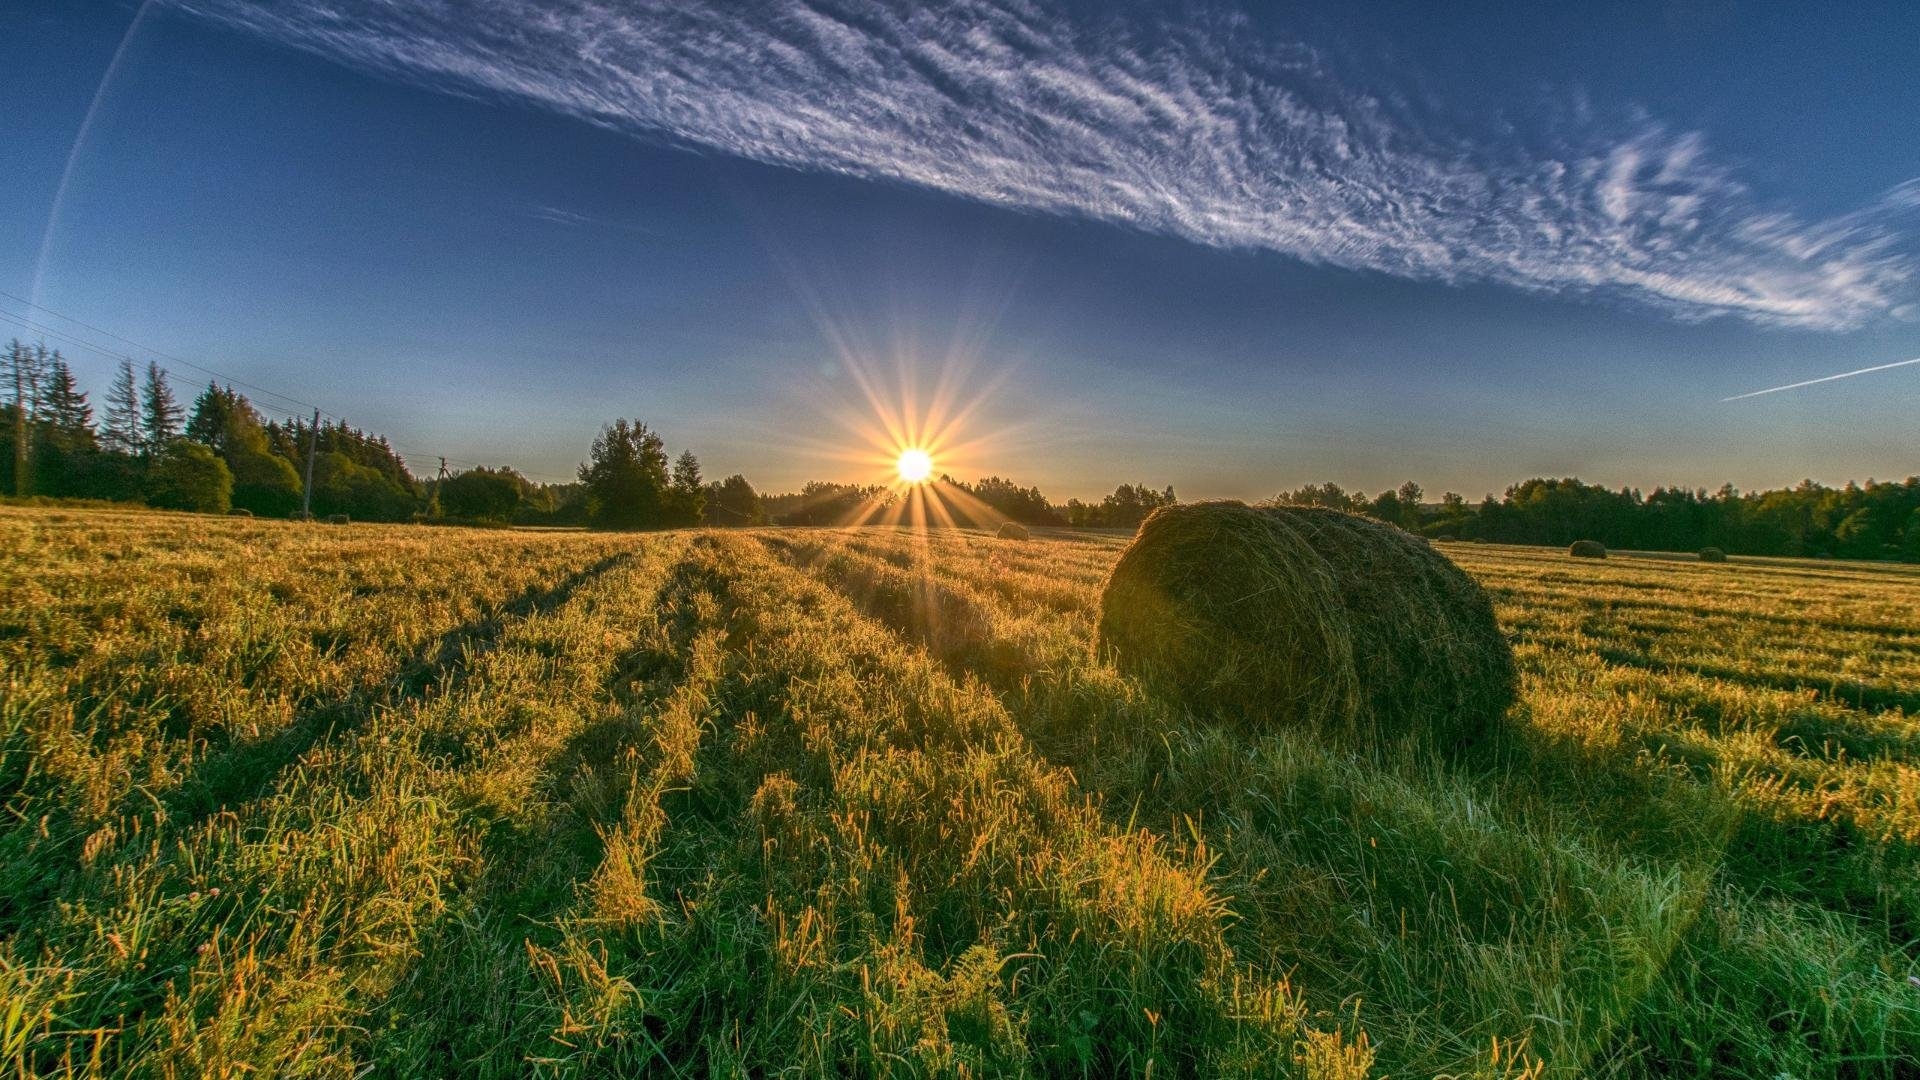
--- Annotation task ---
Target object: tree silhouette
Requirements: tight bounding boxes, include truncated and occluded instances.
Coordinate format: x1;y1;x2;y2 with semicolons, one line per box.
706;473;765;525
140;362;183;450
669;449;706;526
579;419;671;529
440;466;527;522
102;360;142;454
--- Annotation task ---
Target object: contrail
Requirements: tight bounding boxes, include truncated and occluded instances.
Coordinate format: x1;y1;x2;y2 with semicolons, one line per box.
1722;356;1920;401
30;1;154;308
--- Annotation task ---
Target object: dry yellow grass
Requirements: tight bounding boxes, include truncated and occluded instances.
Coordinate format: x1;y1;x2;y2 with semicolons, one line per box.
3;508;1915;1077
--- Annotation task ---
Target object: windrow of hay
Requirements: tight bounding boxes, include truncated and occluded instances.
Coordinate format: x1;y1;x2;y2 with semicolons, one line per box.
1097;501;1515;747
1569;540;1608;559
1698;547;1728;563
996;521;1031;540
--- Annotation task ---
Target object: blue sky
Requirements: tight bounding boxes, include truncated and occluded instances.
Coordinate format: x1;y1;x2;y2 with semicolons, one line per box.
3;0;1917;499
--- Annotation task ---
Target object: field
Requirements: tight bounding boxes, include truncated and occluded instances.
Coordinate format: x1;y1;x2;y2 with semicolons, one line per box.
3;507;1917;1078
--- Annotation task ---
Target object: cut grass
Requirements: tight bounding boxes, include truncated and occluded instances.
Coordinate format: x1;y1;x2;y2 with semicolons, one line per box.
2;508;1916;1077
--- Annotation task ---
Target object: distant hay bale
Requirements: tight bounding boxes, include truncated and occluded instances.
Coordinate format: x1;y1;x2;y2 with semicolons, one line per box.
226;508;254;518
1698;547;1728;563
1568;540;1607;559
1097;502;1514;747
996;521;1031;540
325;514;350;526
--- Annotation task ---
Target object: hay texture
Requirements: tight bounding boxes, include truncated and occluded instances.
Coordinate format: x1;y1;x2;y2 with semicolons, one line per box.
996;521;1031;540
1568;540;1607;559
1098;501;1514;746
1698;547;1728;563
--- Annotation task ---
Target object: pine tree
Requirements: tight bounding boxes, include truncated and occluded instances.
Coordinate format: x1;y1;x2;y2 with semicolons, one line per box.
103;359;142;453
41;355;94;451
186;383;250;455
671;449;705;525
141;361;183;451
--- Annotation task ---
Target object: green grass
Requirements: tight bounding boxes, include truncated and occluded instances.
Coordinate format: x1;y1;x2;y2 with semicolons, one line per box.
2;507;1916;1077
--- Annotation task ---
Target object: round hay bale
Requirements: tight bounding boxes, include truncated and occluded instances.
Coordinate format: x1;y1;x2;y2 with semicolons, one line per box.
1097;501;1514;746
1698;547;1727;563
325;513;351;526
996;521;1031;541
226;508;254;518
1568;540;1607;559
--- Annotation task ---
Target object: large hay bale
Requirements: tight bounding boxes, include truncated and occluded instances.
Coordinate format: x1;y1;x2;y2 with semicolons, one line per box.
325;513;351;526
1097;502;1514;746
1568;540;1607;559
226;508;254;518
1698;547;1727;563
996;521;1031;540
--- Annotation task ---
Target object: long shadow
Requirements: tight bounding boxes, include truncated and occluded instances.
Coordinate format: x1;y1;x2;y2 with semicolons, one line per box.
365;541;782;1074
1594;644;1920;715
770;537;1920;1078
1563;592;1920;642
168;551;636;823
771;537;1920;952
0;551;644;935
1646;680;1920;763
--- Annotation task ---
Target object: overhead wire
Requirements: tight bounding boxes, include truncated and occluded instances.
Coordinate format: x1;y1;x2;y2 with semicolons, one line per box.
0;293;580;486
1;291;338;421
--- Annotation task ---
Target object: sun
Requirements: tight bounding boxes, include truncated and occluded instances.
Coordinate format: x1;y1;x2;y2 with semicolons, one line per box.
896;447;934;484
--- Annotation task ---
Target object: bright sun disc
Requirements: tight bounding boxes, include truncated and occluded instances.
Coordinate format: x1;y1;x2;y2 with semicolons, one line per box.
896;448;933;484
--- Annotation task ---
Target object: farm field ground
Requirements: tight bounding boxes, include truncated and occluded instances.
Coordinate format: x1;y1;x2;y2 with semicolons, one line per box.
3;507;1917;1078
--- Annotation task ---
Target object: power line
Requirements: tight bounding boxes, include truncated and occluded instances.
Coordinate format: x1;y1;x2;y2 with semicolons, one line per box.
0;290;338;421
0;293;581;486
0;310;325;423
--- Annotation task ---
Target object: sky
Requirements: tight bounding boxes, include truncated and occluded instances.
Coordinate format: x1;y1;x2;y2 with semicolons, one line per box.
3;0;1917;500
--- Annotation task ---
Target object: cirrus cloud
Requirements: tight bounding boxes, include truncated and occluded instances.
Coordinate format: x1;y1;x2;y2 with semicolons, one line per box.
167;0;1917;330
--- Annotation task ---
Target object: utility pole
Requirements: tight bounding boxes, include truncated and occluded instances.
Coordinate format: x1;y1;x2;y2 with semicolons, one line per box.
300;408;319;519
428;456;449;520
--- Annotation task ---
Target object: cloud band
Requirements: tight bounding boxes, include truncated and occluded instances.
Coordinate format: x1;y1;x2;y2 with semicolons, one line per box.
168;0;1916;330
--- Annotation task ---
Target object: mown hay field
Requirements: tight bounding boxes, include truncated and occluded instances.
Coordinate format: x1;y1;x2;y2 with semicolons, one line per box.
3;507;1917;1078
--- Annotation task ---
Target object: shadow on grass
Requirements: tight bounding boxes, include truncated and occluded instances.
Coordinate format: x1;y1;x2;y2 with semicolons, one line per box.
771;533;1920;953
367;541;788;1074
1595;644;1920;715
167;552;639;825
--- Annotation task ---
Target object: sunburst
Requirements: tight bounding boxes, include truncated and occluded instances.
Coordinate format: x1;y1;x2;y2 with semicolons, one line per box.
895;448;933;484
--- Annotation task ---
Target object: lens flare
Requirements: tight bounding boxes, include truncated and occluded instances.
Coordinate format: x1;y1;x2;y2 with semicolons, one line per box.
896;448;933;484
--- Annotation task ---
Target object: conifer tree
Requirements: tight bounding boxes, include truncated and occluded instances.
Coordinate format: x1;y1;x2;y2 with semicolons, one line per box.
141;361;183;450
671;449;706;525
41;356;94;451
102;359;142;453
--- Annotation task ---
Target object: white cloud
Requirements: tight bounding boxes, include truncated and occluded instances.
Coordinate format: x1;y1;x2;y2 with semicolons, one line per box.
169;0;1916;329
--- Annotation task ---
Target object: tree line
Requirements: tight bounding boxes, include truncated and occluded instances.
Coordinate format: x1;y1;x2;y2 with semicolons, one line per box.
3;341;432;520
1273;477;1920;561
8;343;1915;559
